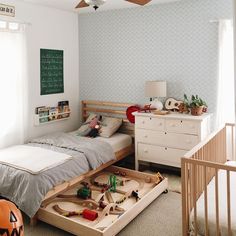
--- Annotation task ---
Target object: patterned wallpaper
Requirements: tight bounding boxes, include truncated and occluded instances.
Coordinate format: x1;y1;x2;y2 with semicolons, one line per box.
79;0;233;119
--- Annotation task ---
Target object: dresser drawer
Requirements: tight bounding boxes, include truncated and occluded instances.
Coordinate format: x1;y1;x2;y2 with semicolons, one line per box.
137;143;186;168
136;129;199;150
135;116;164;131
166;119;199;135
166;132;198;150
135;129;165;146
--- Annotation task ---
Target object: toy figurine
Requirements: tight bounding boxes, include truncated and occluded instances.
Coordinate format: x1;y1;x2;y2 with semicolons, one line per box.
155;172;164;184
77;186;91;199
108;175;117;192
131;191;140;202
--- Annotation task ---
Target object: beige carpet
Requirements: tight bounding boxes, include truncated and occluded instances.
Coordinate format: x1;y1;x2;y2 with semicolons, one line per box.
23;175;181;236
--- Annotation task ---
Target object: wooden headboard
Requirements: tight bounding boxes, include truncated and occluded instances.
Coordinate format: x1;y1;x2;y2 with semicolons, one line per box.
81;100;135;137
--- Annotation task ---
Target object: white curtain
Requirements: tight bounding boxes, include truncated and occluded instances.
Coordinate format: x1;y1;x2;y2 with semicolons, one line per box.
0;23;27;148
216;20;235;160
216;20;235;127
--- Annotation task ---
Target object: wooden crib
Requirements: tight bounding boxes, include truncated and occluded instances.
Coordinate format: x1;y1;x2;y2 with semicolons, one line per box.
181;123;236;236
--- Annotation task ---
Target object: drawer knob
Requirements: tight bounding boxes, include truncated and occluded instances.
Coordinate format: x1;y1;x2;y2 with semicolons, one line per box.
159;123;162;126
144;135;148;138
144;149;148;153
142;121;145;124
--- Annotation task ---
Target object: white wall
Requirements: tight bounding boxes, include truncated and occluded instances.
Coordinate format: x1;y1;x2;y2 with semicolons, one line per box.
1;0;79;140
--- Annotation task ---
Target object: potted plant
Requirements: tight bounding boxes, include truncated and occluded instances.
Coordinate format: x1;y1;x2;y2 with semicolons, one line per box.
183;94;207;116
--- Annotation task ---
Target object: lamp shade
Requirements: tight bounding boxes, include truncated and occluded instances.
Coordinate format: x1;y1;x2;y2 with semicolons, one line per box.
145;81;167;98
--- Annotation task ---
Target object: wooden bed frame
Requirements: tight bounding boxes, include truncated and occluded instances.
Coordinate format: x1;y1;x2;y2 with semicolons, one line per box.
31;100;135;225
182;123;236;236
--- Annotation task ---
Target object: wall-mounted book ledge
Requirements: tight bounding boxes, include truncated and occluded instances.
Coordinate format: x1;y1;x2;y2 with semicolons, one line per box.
34;100;70;126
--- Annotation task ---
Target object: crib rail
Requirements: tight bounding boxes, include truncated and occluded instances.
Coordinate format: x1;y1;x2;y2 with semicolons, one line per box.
182;123;236;236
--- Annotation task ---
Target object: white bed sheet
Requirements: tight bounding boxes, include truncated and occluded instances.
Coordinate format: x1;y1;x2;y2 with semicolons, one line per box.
190;161;236;236
95;133;132;152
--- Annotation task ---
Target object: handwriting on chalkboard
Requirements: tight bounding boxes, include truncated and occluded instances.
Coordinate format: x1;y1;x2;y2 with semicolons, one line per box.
40;49;64;95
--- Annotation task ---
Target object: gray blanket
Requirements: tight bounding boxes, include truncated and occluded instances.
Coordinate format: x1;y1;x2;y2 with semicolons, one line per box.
0;132;115;218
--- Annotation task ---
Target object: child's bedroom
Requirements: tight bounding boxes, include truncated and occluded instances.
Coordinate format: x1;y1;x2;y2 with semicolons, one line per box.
0;0;235;235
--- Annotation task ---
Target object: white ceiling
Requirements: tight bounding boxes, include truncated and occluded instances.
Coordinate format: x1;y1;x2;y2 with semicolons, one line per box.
22;0;182;14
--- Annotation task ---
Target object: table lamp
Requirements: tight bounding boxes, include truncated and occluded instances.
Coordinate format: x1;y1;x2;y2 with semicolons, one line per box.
145;81;167;110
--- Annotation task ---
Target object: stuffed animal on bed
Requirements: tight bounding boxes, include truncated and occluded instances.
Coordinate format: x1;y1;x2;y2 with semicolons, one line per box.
87;124;101;138
77;115;103;138
87;116;102;138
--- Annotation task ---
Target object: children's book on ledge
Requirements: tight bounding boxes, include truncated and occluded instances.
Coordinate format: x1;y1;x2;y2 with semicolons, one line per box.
35;101;70;125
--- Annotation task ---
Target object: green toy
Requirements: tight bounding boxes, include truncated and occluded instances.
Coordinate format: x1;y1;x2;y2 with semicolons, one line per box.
108;175;117;192
77;187;91;199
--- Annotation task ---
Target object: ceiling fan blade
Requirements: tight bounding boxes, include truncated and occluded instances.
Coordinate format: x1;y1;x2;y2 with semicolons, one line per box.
75;0;89;8
125;0;151;6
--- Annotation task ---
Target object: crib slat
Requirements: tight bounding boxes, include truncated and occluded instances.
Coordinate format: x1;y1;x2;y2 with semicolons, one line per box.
203;166;209;236
181;160;188;236
232;126;235;160
215;168;220;236
193;163;198;236
227;170;232;236
186;164;190;232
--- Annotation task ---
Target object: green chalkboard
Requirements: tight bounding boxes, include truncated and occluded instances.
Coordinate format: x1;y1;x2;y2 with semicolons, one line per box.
40;49;64;95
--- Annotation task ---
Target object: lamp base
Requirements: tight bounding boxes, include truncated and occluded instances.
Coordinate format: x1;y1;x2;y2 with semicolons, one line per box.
150;99;163;110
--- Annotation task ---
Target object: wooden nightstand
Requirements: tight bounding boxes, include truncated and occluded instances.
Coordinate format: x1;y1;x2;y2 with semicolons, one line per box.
134;112;211;170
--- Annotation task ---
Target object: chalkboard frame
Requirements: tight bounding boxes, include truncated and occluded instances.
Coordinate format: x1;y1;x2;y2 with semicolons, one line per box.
40;48;64;95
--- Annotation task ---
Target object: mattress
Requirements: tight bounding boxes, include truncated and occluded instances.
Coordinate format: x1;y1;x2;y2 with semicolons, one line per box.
95;133;132;152
190;161;236;236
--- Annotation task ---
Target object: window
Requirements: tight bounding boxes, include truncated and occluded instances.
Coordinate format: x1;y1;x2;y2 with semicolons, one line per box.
0;21;27;148
216;19;235;126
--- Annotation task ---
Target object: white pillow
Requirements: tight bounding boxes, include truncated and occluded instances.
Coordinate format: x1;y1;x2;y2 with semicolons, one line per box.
100;117;122;138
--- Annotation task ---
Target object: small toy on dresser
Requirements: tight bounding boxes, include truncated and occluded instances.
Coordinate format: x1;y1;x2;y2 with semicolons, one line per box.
126;105;156;123
164;97;183;112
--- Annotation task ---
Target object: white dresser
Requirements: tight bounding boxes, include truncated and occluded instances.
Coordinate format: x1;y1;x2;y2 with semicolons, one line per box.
134;112;211;170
